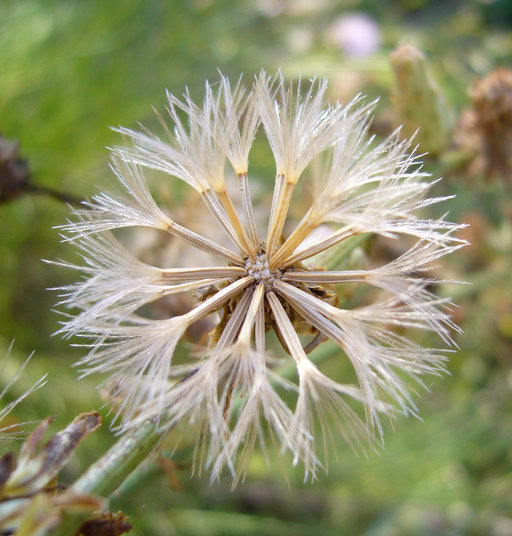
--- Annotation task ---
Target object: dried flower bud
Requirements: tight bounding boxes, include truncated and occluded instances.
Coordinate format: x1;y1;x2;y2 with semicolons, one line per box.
79;510;133;536
455;68;512;181
0;136;30;203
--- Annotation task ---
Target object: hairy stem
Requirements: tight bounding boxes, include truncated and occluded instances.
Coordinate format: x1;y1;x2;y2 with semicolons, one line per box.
53;420;166;536
55;340;339;535
72;420;163;497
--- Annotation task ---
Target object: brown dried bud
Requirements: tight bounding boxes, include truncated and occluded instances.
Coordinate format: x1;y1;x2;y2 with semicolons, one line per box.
79;510;133;536
0;136;30;203
456;68;512;182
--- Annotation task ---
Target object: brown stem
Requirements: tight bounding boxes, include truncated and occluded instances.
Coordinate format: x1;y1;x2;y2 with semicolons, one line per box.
26;183;84;208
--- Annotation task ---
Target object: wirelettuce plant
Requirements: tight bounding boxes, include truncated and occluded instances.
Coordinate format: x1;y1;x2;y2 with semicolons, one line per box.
53;72;465;486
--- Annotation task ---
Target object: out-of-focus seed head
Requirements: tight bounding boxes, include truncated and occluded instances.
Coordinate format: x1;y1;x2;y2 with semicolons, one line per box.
455;67;512;181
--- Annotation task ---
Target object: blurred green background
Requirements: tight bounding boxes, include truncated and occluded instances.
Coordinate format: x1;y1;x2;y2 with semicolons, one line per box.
1;0;511;534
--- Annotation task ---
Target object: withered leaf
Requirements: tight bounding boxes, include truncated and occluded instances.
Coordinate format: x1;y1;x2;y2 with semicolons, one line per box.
0;453;14;491
40;413;101;478
5;413;101;496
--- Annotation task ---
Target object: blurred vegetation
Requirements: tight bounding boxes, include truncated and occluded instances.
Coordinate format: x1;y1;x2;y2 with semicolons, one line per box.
1;0;511;534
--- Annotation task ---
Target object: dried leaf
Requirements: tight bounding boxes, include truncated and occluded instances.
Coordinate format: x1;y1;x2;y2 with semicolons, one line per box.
40;413;101;482
6;413;101;496
18;418;55;463
0;452;15;492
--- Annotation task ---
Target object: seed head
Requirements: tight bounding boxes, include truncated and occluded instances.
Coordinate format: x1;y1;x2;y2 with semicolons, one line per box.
56;72;465;481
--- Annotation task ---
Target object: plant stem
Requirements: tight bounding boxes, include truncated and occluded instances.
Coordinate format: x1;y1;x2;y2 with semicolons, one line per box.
27;183;84;207
56;342;340;535
72;420;164;497
55;420;168;536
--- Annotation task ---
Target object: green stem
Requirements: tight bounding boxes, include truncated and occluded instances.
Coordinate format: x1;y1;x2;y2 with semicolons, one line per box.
56;420;167;536
72;419;164;496
57;342;340;535
98;343;337;493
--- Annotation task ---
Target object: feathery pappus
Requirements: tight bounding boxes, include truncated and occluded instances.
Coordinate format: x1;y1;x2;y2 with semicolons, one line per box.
56;72;465;481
